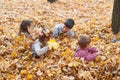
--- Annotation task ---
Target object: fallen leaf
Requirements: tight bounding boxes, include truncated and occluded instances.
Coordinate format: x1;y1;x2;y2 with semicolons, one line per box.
47;38;60;50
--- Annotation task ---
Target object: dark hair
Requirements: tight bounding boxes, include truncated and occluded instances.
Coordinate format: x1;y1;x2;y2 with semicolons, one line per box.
19;20;32;34
78;35;91;49
64;18;75;29
38;28;52;46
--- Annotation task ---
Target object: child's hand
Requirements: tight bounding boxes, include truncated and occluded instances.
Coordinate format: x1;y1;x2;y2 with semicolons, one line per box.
38;32;43;36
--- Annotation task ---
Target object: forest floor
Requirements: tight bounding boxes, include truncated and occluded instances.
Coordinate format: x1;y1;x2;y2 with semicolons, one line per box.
0;0;120;80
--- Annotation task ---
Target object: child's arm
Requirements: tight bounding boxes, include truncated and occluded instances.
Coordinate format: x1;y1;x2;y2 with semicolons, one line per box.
25;32;33;40
85;47;98;61
36;46;49;56
67;30;74;38
88;47;98;54
32;40;49;56
53;24;63;38
85;53;97;61
74;49;84;58
53;26;59;38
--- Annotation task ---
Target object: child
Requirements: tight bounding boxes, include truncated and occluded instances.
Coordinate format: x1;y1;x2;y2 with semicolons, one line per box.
74;35;99;61
31;28;52;59
52;18;75;38
18;20;33;39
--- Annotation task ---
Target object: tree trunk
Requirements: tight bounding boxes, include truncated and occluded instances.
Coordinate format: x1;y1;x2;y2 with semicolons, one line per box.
111;0;120;35
47;0;56;3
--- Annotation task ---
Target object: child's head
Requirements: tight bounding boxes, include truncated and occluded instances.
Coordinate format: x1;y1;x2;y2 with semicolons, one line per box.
62;18;75;33
78;35;91;49
38;28;52;42
20;20;33;34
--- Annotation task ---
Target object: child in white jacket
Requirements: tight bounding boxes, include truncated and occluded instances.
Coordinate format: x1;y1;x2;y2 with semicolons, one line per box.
31;28;52;59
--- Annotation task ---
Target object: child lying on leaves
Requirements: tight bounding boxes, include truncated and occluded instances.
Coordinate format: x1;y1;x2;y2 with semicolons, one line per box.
52;18;75;38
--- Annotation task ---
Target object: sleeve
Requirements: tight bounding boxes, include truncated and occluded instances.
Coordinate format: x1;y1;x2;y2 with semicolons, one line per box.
67;30;74;38
88;47;98;54
85;53;97;61
74;53;80;57
31;40;49;56
74;49;83;58
52;25;59;38
25;32;32;38
36;46;49;56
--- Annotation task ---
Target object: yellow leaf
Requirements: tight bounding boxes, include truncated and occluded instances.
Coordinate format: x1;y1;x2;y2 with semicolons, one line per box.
11;52;17;58
24;61;31;68
11;33;17;38
15;18;20;22
95;56;101;62
17;35;24;41
46;70;55;77
92;36;99;42
118;54;120;58
26;74;33;80
88;62;95;67
78;0;81;2
6;73;14;79
0;56;10;68
117;59;120;64
68;61;80;67
20;70;27;76
56;69;62;74
91;18;95;23
99;61;105;67
47;39;60;50
61;47;73;61
61;47;72;56
116;32;120;39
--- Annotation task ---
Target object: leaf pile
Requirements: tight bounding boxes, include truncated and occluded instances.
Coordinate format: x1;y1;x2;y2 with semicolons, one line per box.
0;0;120;80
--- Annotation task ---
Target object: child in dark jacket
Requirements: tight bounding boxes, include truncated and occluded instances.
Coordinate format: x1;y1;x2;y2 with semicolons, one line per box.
74;35;99;61
19;20;33;39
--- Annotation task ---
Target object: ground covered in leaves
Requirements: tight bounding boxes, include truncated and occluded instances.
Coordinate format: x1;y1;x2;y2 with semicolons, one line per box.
0;0;120;80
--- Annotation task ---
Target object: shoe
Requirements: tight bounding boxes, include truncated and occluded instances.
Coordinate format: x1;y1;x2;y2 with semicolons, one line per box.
112;39;120;43
31;53;39;59
112;39;116;43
